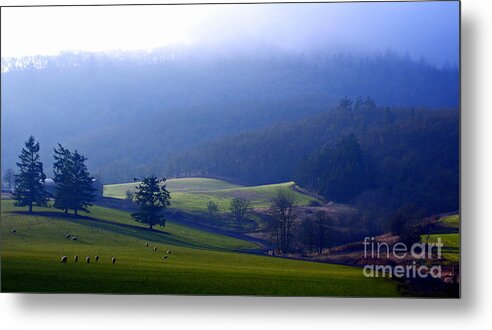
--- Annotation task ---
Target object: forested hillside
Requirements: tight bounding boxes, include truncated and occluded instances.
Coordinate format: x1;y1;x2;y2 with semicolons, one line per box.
168;99;459;216
1;50;458;183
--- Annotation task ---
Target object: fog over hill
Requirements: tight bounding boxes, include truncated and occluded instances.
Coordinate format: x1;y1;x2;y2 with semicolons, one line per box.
1;48;458;183
1;2;459;183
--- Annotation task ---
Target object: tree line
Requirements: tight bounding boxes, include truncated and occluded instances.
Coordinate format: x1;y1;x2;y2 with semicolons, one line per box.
167;99;459;228
200;188;345;255
3;51;459;183
266;187;431;256
9;135;173;231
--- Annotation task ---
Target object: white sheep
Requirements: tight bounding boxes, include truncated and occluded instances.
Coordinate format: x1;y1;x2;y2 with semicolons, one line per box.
167;250;172;254
146;242;149;247
162;255;168;259
112;257;116;264
71;236;78;241
61;256;67;263
11;229;16;235
74;255;78;262
64;234;71;239
86;256;90;264
153;247;157;252
95;255;99;262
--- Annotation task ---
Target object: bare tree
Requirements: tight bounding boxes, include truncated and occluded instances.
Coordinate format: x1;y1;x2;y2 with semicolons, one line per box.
125;189;134;207
270;187;299;254
313;210;332;255
3;168;15;192
229;197;251;229
299;217;316;253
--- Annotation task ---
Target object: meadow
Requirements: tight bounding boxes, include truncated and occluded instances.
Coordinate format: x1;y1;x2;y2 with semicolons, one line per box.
1;200;398;296
104;178;320;213
421;215;460;262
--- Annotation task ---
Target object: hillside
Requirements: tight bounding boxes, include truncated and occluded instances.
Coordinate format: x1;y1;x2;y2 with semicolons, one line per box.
1;51;458;183
167;105;459;218
104;177;319;213
1;200;398;295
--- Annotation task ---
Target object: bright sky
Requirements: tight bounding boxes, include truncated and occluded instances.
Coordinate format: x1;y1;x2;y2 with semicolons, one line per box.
1;5;222;57
1;2;459;66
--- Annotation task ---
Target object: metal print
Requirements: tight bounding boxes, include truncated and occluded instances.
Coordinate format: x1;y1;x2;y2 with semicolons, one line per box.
0;1;460;297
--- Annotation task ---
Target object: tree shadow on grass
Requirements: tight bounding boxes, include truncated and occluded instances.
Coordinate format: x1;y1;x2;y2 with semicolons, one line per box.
8;210;213;250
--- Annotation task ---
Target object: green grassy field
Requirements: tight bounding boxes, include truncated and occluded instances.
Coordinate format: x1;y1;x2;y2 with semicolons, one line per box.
105;177;241;196
420;214;460;262
421;233;460;262
104;178;320;213
1;200;398;296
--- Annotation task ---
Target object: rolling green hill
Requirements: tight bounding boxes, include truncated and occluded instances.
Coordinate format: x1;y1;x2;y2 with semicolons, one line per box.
104;177;240;197
440;214;460;229
104;177;320;213
1;200;397;295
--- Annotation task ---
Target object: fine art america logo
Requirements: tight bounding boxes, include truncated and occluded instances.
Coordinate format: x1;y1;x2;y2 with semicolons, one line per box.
362;237;444;279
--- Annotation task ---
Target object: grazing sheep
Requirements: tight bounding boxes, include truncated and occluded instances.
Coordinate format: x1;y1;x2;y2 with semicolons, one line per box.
112;257;116;264
74;255;78;262
11;229;16;235
153;247;157;252
86;256;90;264
146;242;149;247
167;250;172;254
61;256;67;263
162;255;168;259
71;236;78;241
95;255;99;262
64;234;71;239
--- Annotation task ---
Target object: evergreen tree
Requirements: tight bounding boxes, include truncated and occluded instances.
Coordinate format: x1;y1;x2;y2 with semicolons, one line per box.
53;144;73;213
53;145;96;216
295;134;370;203
132;176;171;230
70;150;96;216
318;134;370;202
13;136;49;213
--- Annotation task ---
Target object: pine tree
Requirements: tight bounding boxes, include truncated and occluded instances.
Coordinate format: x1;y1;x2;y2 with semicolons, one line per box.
12;136;49;213
318;134;369;202
70;150;96;216
132;176;171;230
53;144;74;213
53;145;96;216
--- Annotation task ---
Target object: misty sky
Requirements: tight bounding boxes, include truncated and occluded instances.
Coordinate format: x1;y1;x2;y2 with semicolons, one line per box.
1;1;459;66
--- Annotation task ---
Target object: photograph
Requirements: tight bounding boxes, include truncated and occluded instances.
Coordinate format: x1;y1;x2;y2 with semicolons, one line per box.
1;1;460;298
